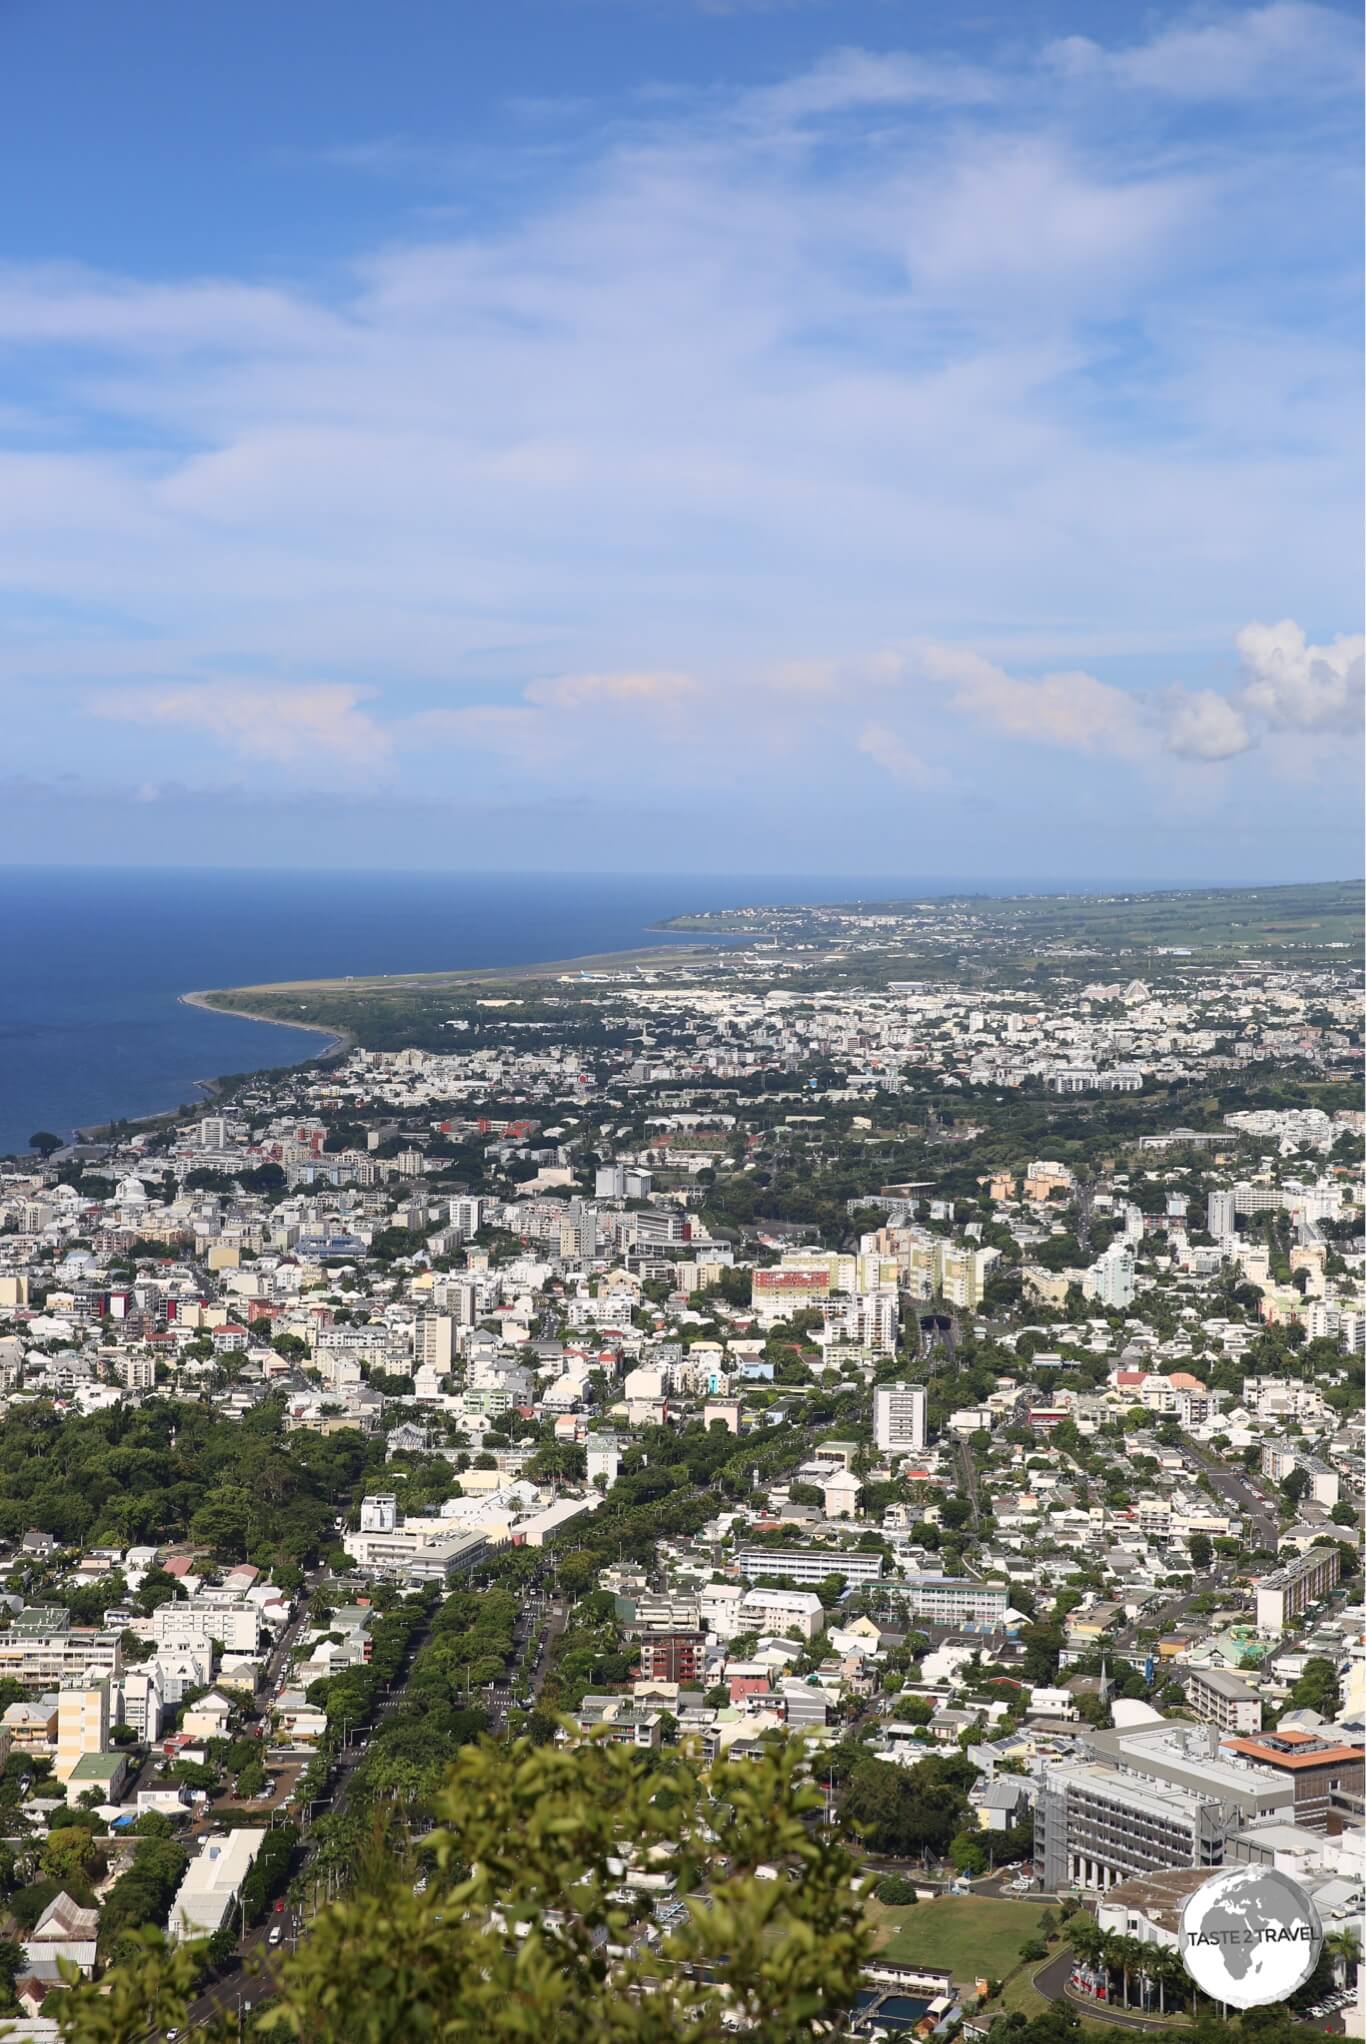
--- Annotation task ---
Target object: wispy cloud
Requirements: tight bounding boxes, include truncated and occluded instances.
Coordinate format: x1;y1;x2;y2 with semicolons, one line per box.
1047;2;1361;101
0;6;1357;867
89;683;391;772
856;722;943;789
523;669;700;710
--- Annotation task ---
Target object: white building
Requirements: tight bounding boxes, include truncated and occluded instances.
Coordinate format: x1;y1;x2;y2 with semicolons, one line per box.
1082;1244;1136;1310
874;1383;928;1456
168;1830;266;1942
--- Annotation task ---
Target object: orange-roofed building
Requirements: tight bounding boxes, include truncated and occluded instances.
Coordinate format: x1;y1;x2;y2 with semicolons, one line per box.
1220;1729;1363;1831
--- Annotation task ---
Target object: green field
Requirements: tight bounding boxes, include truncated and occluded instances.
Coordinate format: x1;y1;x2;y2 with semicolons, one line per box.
870;1894;1049;1985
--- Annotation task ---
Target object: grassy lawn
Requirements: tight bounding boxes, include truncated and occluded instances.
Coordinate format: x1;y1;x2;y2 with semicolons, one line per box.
868;1896;1049;1986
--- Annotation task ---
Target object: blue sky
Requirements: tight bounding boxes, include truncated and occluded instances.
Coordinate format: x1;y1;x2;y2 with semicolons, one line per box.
1;0;1361;878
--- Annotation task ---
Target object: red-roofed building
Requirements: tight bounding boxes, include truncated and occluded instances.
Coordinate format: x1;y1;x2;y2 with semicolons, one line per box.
1221;1730;1364;1831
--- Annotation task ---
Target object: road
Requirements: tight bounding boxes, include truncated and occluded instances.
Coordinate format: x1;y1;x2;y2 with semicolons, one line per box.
955;1436;983;1532
1034;1949;1169;2031
1032;1946;1350;2034
1114;1569;1222;1650
1187;1445;1279;1549
175;1576;566;2032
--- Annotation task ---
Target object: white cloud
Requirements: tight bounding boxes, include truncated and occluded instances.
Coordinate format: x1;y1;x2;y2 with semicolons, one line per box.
856;722;941;789
903;140;1201;303
90;683;390;771
766;650;907;698
1047;3;1360;100
1164;688;1253;760
911;642;1150;760
743;47;994;125
523;670;700;711
1237;619;1365;734
0;16;1354;834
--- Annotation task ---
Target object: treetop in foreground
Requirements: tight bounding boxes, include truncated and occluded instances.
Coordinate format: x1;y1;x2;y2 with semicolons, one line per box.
49;1735;871;2043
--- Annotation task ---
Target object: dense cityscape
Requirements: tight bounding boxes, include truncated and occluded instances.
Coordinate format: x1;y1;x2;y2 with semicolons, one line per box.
0;886;1359;2041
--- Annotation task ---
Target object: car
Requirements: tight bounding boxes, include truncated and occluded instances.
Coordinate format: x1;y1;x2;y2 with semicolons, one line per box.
268;1925;283;1947
274;1897;286;1913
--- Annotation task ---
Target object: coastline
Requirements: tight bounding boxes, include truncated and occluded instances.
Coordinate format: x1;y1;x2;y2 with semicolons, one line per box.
187;938;737;1004
178;989;352;1058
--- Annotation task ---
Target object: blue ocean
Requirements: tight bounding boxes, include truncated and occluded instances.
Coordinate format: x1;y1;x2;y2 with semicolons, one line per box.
0;866;1006;1159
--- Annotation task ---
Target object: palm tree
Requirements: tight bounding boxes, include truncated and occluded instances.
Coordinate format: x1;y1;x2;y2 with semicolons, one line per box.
1327;1926;1362;1989
1114;1933;1139;2010
1069;1918;1103;1975
1154;1944;1186;2016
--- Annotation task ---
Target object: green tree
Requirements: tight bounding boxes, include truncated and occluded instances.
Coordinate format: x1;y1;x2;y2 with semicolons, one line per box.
52;1736;870;2043
41;1826;98;1886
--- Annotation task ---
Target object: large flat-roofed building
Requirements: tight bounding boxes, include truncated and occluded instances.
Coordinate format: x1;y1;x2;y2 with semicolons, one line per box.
1096;1866;1217;1948
1254;1548;1340;1634
0;1612;123;1694
1185;1666;1262;1735
734;1547;883;1587
167;1830;266;1942
1221;1728;1365;1833
344;1519;488;1582
1084;1723;1293;1831
895;1575;1011;1627
1034;1759;1225;1892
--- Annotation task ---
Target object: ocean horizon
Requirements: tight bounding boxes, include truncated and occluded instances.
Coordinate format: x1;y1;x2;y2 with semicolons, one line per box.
0;864;1201;1158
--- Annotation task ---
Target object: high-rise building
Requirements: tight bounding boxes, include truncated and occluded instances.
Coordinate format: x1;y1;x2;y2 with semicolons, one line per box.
1207;1190;1236;1238
874;1382;927;1454
1082;1243;1135;1309
414;1315;454;1373
56;1677;109;1783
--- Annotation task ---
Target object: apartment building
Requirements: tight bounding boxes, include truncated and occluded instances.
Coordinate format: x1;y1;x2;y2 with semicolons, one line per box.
1184;1666;1262;1735
735;1546;883;1588
895;1575;1011;1627
637;1631;704;1685
874;1382;927;1455
0;1613;123;1694
414;1314;455;1373
1255;1548;1341;1634
55;1677;109;1784
153;1599;262;1656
